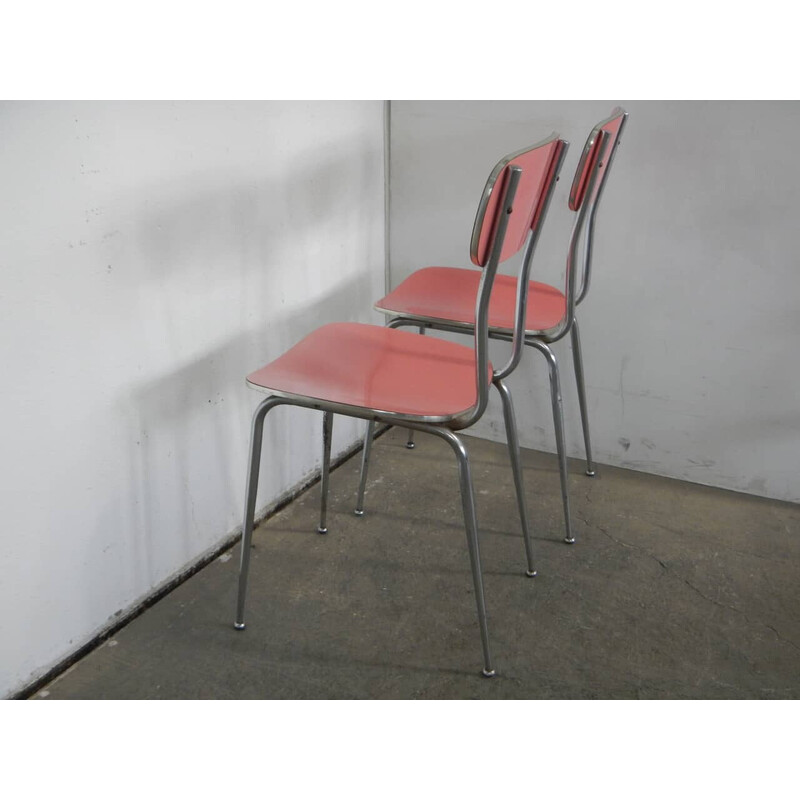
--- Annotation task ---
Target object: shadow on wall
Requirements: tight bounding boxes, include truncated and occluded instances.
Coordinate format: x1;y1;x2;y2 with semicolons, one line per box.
104;139;382;602
132;138;380;282
120;272;376;596
122;271;373;594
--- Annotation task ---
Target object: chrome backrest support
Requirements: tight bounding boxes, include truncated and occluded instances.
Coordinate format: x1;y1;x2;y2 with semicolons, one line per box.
566;106;628;312
461;165;522;427
562;129;611;338
577;108;628;305
495;138;569;380
466;134;569;394
446;132;573;426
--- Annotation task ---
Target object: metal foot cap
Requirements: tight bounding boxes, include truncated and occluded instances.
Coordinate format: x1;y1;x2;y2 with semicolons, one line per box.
405;442;415;449
353;509;365;517
234;622;246;631
482;668;496;678
564;536;576;544
317;526;328;535
585;469;596;477
526;569;538;578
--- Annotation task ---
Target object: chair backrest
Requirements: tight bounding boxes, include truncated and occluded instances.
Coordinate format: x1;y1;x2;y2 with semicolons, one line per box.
569;106;627;212
456;133;567;427
565;107;628;315
470;133;568;268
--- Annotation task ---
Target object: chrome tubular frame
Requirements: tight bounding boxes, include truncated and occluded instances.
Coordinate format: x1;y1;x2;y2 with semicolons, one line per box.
460;166;523;430
236;165;525;677
527;338;573;542
365;123;619;542
550;129;611;343
570;318;595;476
354;420;374;516
495;377;536;575
413;422;495;676
235;395;290;630
576;109;628;307
357;316;538;559
495;139;568;382
235;399;499;674
317;411;333;534
405;326;426;449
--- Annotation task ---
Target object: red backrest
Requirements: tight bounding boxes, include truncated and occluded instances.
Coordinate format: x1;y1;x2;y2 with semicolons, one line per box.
470;134;567;267
568;107;627;212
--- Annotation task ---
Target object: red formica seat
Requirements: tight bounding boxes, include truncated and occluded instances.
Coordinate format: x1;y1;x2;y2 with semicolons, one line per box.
378;268;568;337
247;322;490;421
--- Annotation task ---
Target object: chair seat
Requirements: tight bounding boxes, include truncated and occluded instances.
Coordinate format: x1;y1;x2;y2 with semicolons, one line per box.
375;266;566;336
247;322;492;423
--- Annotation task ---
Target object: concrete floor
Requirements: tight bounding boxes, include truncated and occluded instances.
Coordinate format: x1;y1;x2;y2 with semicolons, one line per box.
34;428;800;699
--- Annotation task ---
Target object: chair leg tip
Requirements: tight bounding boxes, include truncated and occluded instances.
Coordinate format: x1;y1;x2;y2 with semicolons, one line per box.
564;537;576;545
526;569;538;578
317;526;328;535
482;668;496;678
353;509;365;517
405;442;415;449
234;622;246;631
585;469;596;477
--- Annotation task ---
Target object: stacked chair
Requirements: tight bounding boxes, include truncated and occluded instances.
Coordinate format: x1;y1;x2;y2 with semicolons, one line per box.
235;132;568;676
355;108;628;545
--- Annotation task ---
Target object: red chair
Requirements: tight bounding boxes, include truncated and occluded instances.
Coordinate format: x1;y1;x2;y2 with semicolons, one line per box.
357;108;628;545
234;133;567;676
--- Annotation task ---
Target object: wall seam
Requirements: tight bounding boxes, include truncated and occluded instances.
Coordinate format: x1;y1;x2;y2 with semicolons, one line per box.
383;99;391;297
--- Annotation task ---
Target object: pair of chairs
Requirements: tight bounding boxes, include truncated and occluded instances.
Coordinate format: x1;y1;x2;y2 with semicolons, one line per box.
234;108;627;676
356;107;628;544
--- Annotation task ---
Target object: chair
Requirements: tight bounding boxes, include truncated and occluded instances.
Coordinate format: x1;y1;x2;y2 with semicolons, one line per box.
234;132;567;676
356;108;628;545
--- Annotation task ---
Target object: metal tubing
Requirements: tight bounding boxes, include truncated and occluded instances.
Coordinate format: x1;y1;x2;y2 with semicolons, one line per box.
318;411;333;534
494;139;569;381
494;379;536;576
559;130;611;341
529;340;574;544
570;319;596;477
406;327;426;449
354;420;375;515
235;396;286;630
576;110;628;308
427;426;495;677
460;166;522;431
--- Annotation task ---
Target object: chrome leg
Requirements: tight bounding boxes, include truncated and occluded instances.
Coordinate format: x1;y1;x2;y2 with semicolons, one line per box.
235;396;285;631
354;420;375;516
494;379;536;577
429;427;495;677
405;326;426;449
571;319;596;477
318;411;333;534
530;341;574;544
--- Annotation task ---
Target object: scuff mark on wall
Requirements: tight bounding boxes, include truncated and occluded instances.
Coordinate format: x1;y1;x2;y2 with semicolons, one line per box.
688;458;716;468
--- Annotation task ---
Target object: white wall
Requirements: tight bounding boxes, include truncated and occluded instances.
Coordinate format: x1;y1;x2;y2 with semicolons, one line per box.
0;101;385;697
389;101;800;504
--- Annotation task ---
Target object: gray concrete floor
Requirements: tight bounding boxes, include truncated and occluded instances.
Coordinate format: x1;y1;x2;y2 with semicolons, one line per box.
34;428;800;699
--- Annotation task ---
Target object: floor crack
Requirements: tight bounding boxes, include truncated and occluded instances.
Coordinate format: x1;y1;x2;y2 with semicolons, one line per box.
763;624;800;654
626;514;795;565
577;512;800;655
582;515;668;571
